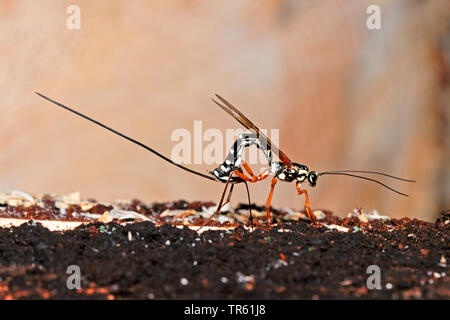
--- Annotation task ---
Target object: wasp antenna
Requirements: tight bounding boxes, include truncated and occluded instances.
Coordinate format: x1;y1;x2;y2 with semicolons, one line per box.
324;170;415;182
35;92;217;182
319;172;409;197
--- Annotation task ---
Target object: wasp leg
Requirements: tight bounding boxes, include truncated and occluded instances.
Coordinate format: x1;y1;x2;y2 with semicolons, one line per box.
265;177;278;227
215;183;235;212
198;168;259;231
243;180;254;228
240;161;270;183
235;166;274;227
197;174;235;232
225;183;235;205
214;181;255;229
200;169;268;231
230;170;254;182
241;160;256;176
295;182;318;225
239;162;273;227
221;182;255;229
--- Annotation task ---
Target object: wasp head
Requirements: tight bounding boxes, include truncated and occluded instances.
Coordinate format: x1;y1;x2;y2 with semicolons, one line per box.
273;162;317;186
307;170;318;186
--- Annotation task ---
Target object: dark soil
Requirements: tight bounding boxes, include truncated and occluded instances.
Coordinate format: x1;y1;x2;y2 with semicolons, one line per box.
0;200;448;299
0;198;214;222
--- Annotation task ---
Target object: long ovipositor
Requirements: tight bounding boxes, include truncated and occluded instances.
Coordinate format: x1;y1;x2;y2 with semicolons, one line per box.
36;91;415;229
35;92;217;182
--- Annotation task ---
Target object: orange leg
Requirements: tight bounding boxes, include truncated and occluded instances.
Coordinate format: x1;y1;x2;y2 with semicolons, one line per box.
265;177;278;226
198;168;262;231
241;161;256;176
200;166;271;231
295;182;318;225
240;161;270;183
239;162;274;226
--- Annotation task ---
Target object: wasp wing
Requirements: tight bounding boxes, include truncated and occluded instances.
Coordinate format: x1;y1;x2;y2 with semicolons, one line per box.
212;94;292;166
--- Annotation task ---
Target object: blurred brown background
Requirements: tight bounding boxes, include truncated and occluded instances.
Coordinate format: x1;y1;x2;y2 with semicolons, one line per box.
0;0;448;221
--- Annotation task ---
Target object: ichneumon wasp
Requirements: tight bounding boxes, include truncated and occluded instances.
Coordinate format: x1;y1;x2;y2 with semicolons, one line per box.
35;92;415;230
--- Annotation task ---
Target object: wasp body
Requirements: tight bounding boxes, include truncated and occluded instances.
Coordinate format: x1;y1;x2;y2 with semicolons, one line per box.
35;92;414;230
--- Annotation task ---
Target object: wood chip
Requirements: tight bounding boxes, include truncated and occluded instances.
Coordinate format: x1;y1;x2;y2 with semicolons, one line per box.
98;209;152;223
61;192;81;204
323;224;349;233
11;190;35;203
161;209;196;218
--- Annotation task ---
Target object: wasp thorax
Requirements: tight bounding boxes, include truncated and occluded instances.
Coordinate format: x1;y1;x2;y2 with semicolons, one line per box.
273;162;309;183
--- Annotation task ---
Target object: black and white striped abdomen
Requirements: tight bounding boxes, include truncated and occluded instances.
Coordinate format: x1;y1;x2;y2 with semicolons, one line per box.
210;133;272;182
